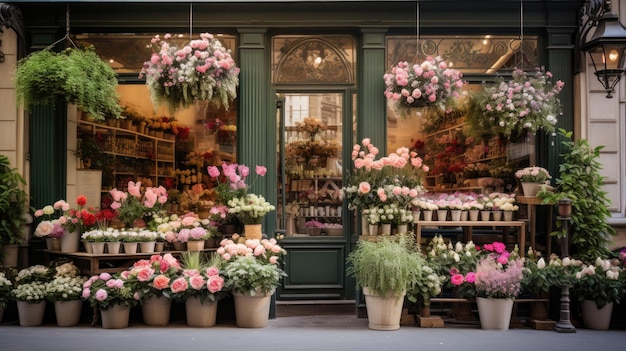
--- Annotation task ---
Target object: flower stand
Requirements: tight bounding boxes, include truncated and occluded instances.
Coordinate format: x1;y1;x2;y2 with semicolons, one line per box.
476;297;514;330
54;300;83;327
101;303;130;329
17;301;46;327
142;295;172;326
233;289;273;328
185;296;218;327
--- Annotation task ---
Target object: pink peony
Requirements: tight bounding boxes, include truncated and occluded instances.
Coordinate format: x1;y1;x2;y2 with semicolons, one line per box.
207;276;224;293
189;275;205;290
95;289;108;301
170;277;188;293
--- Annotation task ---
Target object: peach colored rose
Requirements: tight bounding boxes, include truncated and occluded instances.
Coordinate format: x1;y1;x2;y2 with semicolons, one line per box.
153;274;170;290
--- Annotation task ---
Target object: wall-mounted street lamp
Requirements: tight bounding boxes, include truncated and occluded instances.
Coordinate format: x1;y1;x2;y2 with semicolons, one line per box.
579;0;626;98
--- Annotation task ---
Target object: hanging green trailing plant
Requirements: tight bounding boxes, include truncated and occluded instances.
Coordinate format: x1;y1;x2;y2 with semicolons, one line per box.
14;45;122;120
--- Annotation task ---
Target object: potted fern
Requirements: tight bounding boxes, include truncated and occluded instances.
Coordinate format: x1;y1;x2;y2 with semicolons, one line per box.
346;234;429;330
14;46;122;121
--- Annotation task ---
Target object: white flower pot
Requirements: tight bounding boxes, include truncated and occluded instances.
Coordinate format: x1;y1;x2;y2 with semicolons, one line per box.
362;287;406;331
123;242;138;254
476;296;514;330
233;289;273;328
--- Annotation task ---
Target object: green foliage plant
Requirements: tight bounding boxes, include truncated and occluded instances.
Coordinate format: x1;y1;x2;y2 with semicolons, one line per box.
14;46;122;120
0;155;29;246
539;129;616;260
347;234;428;299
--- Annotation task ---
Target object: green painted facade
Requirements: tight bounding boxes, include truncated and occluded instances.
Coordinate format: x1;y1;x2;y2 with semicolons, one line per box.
10;0;582;302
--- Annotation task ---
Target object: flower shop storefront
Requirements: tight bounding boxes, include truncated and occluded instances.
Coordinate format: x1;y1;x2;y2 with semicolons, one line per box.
4;0;585;310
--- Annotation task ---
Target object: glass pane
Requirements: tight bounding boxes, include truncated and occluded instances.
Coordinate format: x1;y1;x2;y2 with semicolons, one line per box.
279;93;344;237
386;35;538;74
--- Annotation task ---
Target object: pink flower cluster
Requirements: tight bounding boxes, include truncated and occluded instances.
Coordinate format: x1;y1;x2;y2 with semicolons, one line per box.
82;272;126;303
109;181;168;210
343;138;428;210
140;33;240;113
216;234;285;265
383;56;465;112
125;254;182;297
207;162;268;204
170;266;225;296
163;212;212;243
450;241;524;299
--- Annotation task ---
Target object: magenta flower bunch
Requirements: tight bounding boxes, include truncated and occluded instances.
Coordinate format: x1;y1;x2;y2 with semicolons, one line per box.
450;241;524;299
140;33;240;113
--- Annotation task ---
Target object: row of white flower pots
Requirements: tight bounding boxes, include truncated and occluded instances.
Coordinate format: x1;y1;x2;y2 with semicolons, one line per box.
54;240;210;255
411;209;515;222
15;300;83;327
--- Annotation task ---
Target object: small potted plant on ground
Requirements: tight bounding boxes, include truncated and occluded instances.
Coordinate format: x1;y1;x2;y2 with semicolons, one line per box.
347;234;428;330
0;272;13;323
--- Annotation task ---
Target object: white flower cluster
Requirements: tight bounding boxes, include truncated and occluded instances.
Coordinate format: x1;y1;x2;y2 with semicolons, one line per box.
82;228;160;243
15;265;48;283
13;282;47;302
46;275;87;301
0;272;11;287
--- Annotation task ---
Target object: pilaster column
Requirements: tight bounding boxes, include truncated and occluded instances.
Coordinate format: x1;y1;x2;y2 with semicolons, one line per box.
359;27;388;154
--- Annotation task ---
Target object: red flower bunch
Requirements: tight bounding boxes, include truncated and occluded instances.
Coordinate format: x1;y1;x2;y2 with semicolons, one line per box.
95;208;117;230
175;126;190;140
124;253;182;299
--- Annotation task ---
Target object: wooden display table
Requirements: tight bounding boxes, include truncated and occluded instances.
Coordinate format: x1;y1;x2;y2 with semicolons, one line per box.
415;220;527;253
517;196;553;255
44;249;216;276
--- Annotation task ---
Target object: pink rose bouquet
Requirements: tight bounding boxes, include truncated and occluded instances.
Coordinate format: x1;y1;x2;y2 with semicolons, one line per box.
82;272;137;311
109;180;168;228
125;253;182;299
170;264;227;303
342;138;428;210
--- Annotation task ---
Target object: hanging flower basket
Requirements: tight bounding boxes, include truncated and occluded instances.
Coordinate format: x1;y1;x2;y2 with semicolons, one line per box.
383;56;466;119
140;33;240;113
466;67;564;138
